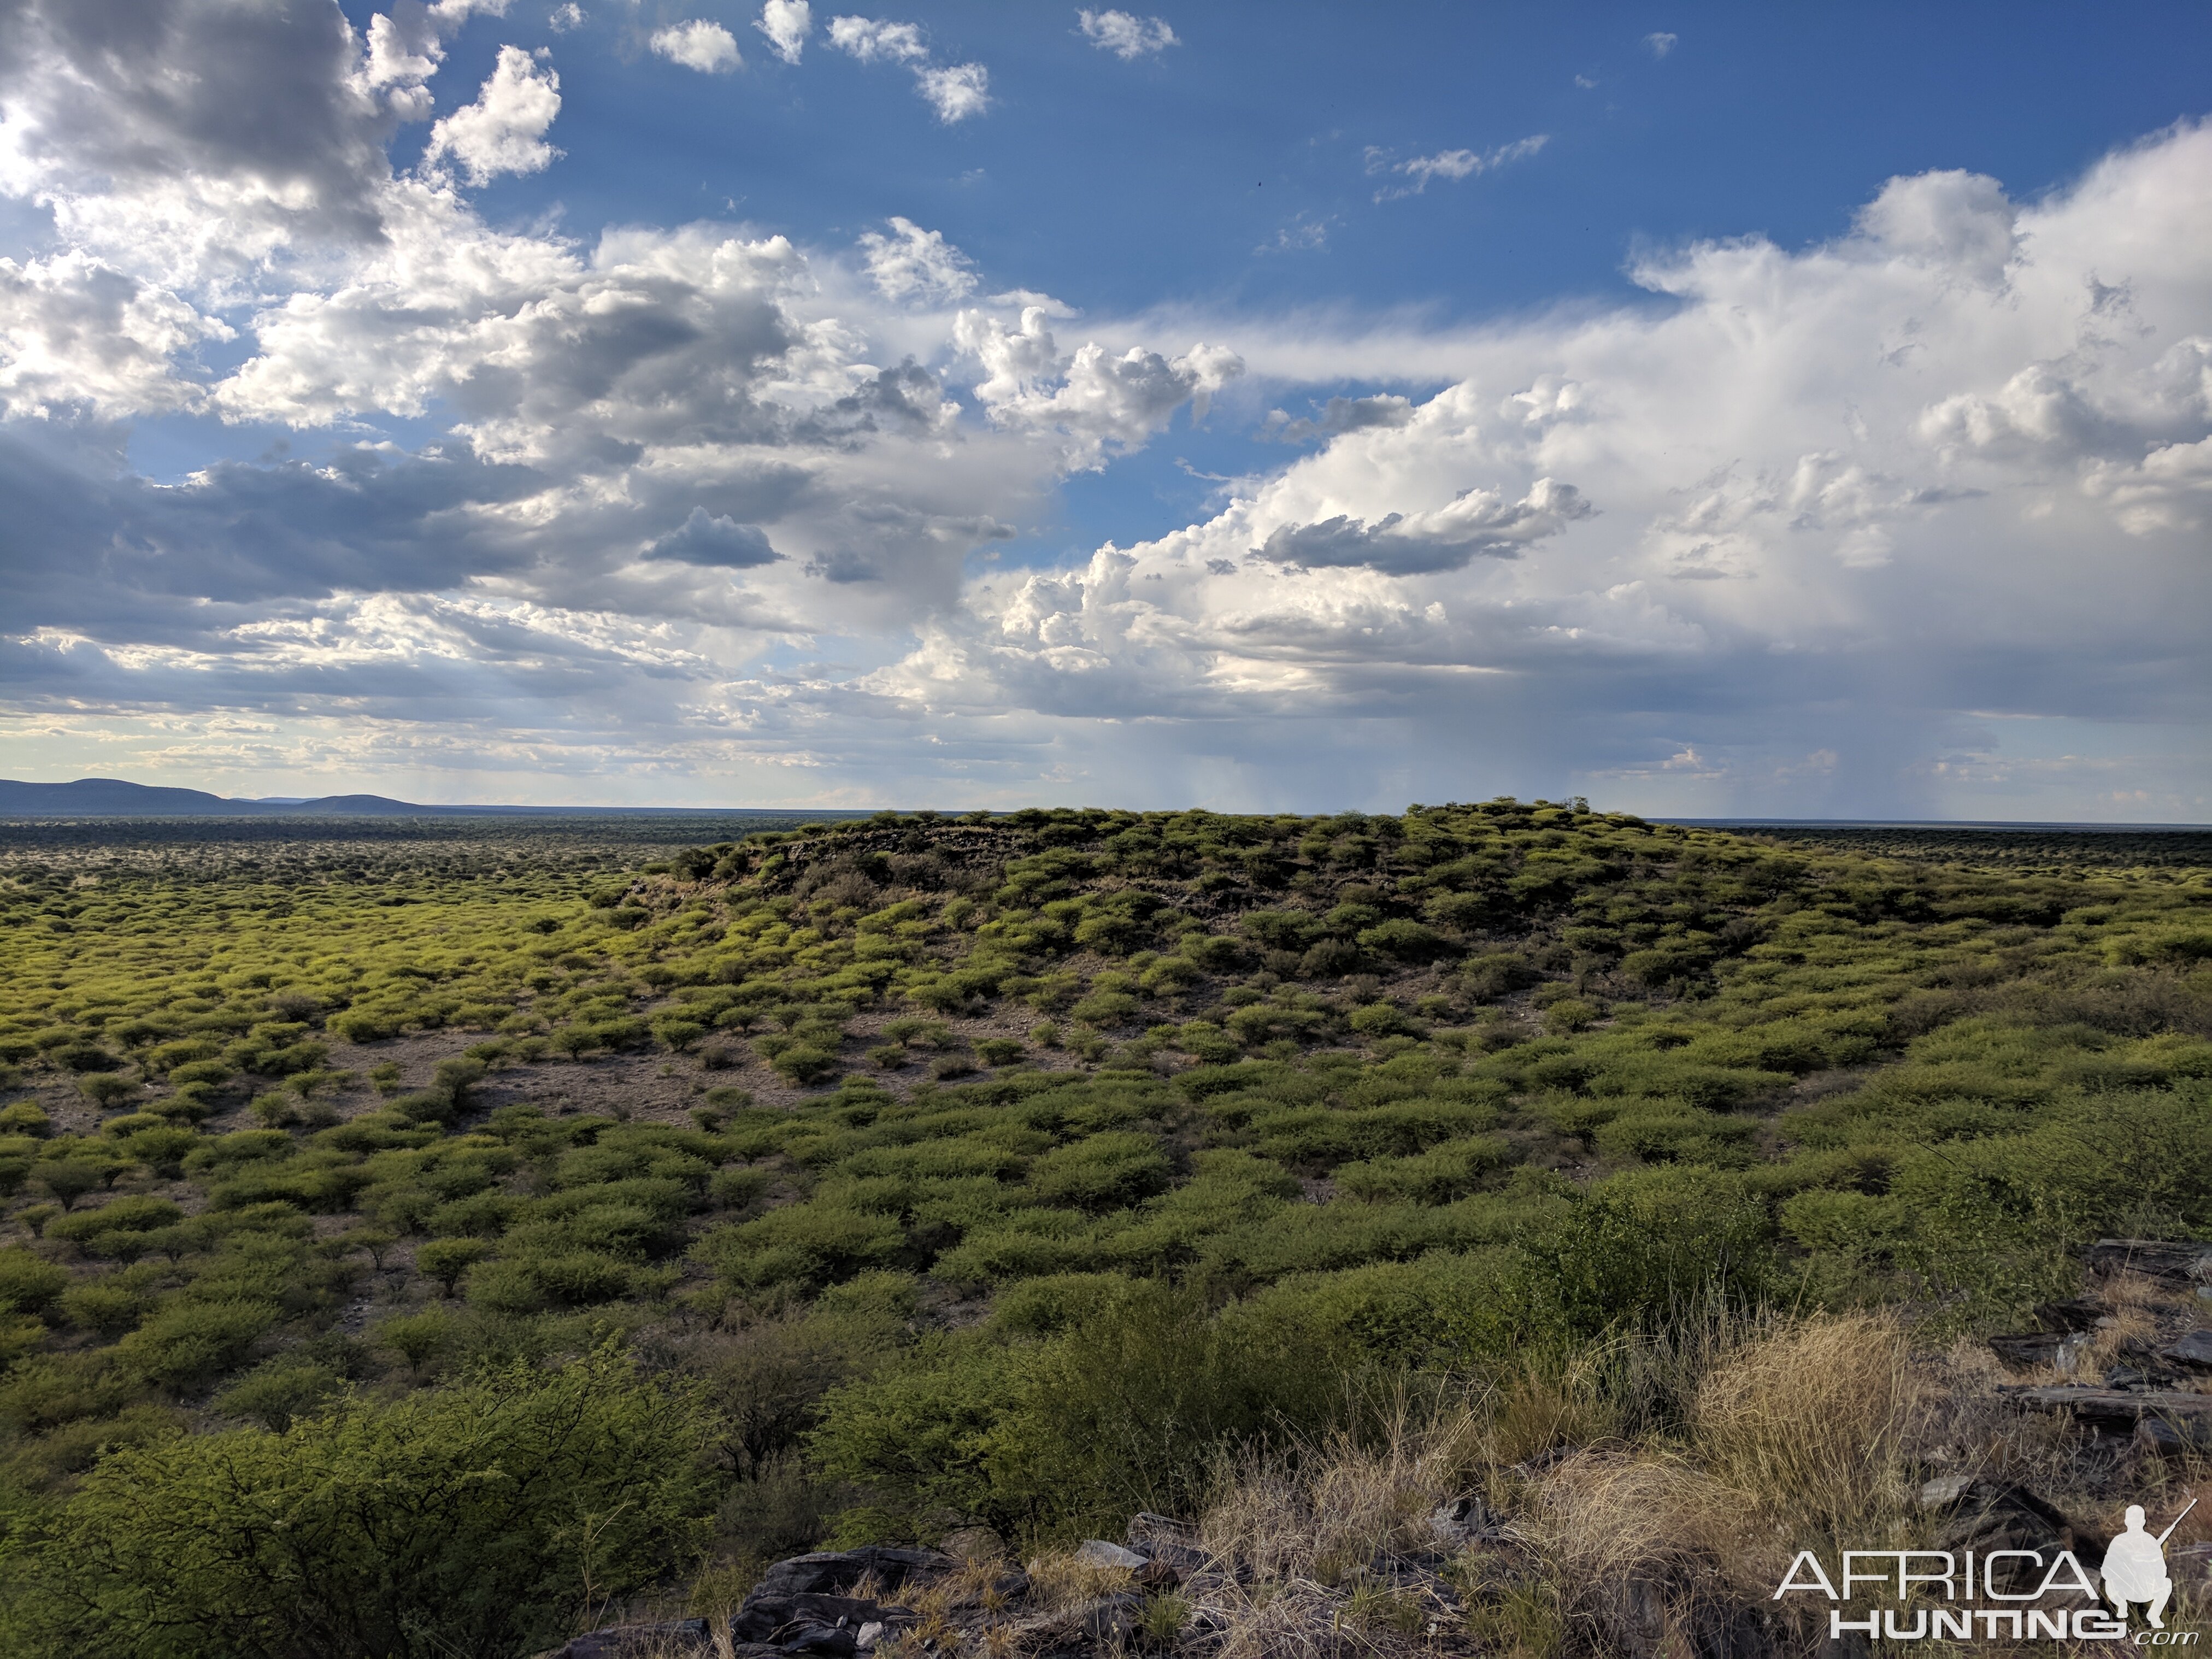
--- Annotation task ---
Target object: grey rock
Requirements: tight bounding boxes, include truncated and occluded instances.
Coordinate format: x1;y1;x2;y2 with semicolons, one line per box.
2087;1239;2212;1285
1919;1474;1975;1510
1136;1539;1210;1579
1076;1591;1148;1643
746;1546;954;1602
2032;1298;2104;1333
1987;1332;2067;1370
1428;1493;1495;1546
1074;1538;1149;1571
1127;1511;1196;1551
1932;1482;2099;1594
2010;1385;2212;1433
2160;1329;2212;1370
2137;1416;2212;1455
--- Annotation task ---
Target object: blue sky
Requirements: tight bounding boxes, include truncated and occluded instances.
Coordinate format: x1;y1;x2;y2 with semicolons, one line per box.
2;1;2209;816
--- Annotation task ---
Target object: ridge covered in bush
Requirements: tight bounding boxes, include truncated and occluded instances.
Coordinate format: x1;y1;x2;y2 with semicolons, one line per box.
0;803;2207;1655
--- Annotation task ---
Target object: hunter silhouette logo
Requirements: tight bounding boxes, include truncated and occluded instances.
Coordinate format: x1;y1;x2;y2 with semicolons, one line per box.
2104;1500;2193;1631
1773;1494;2199;1644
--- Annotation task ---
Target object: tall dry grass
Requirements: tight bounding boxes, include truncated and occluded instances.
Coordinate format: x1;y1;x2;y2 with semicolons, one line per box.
1521;1311;1916;1657
1690;1310;1914;1540
1202;1395;1486;1583
1188;1310;1920;1659
1520;1452;1767;1657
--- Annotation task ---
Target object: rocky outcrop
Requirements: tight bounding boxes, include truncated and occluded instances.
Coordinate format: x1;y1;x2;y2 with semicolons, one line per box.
2008;1385;2212;1433
1921;1480;2103;1593
2162;1328;2212;1371
729;1546;960;1655
2086;1239;2212;1285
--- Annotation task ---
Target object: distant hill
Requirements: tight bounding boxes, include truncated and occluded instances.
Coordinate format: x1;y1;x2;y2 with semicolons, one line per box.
0;778;423;816
0;778;875;819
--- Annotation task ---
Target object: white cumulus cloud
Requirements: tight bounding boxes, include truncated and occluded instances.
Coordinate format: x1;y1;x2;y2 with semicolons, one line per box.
858;217;978;303
423;47;564;184
650;19;743;73
828;16;987;121
916;62;990;122
957;305;1242;466
1;0;2209;819
827;15;929;62
757;0;813;62
1078;10;1178;58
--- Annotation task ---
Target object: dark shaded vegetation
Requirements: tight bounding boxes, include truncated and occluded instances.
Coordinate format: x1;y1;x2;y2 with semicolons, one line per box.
0;803;2207;1655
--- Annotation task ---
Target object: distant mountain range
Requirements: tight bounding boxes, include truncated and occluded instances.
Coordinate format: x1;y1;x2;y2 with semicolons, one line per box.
0;778;868;819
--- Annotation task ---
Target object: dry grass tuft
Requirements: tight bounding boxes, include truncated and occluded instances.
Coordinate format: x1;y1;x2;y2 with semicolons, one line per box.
1508;1313;1919;1658
1202;1401;1482;1583
1202;1576;1433;1659
1521;1450;1774;1656
1487;1352;1622;1468
1690;1310;1914;1540
1022;1550;1136;1613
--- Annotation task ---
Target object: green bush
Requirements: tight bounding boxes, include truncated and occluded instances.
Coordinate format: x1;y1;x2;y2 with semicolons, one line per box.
1335;1137;1511;1204
815;1281;1340;1544
1356;920;1456;963
115;1299;284;1392
52;1042;121;1074
0;1247;69;1318
1533;1168;1774;1336
61;1279;151;1338
48;1196;185;1257
696;1204;906;1291
466;1248;643;1314
213;1356;351;1433
78;1073;141;1108
769;1045;842;1085
34;1160;107;1211
1460;951;1535;1001
1348;1002;1416;1039
1026;1133;1173;1212
417;1237;491;1297
0;1101;52;1136
652;1016;706;1052
3;1347;719;1659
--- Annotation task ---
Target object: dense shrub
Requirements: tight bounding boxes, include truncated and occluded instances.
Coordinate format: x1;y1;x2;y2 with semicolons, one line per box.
2;1348;718;1659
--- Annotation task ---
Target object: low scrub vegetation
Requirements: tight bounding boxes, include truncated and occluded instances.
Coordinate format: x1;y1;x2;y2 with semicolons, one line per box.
0;804;2205;1655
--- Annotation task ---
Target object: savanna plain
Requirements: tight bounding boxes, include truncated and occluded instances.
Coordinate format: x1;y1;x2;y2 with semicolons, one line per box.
0;803;2207;1658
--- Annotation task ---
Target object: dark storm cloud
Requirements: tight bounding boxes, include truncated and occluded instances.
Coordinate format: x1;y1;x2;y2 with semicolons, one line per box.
0;427;547;639
1253;481;1592;575
1261;393;1415;443
0;0;399;245
642;508;781;568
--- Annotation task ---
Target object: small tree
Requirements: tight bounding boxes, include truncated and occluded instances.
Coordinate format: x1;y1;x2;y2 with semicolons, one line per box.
417;1237;490;1298
34;1160;103;1211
